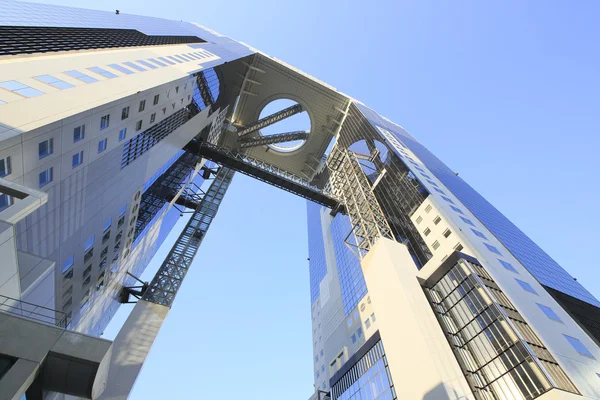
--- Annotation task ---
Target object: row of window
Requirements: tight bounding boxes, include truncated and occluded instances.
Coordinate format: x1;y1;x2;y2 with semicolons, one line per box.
0;50;214;103
393;143;600;363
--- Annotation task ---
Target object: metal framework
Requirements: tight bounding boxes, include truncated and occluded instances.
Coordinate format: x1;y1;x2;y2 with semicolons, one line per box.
197;71;214;109
327;146;393;257
238;130;309;148
187;141;340;210
235;103;303;137
134;151;199;240
207;106;228;145
142;167;235;307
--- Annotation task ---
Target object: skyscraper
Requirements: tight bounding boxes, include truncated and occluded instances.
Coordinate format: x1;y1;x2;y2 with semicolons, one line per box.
0;1;598;400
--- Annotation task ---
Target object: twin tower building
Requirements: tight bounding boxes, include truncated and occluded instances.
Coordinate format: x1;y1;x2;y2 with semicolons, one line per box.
0;1;598;399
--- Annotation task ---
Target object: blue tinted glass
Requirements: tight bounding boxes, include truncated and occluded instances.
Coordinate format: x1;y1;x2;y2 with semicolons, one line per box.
98;138;107;153
136;60;158;69
120;204;127;216
104;218;112;231
148;58;167;67
515;279;537;295
159;57;176;65
434;187;445;195
124;61;146;71
426;179;438;187
62;256;74;273
471;229;487;239
64;70;98;83
17;87;44;97
39;168;52;187
0;81;26;90
307;202;327;303
167;56;182;64
564;335;595;358
34;75;74;89
441;195;454;204
84;235;94;250
450;205;464;214
108;64;134;75
72;151;83;167
498;259;518;273
34;75;56;83
119;128;127;141
484;243;502;255
52;80;74;89
536;303;562;322
460;216;475;226
88;67;118;79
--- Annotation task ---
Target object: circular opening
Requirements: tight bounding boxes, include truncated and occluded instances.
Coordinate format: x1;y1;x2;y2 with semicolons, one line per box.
259;99;311;152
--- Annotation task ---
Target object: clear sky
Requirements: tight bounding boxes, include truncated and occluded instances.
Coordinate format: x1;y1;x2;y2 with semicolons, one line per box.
31;0;600;398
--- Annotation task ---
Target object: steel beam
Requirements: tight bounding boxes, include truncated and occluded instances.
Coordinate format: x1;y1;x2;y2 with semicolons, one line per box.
236;103;303;137
186;140;341;210
142;167;235;307
238;130;309;148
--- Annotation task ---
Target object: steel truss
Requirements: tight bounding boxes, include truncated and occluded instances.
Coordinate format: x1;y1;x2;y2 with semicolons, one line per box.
238;130;309;148
327;146;393;257
197;71;214;109
142;167;235;307
134;152;199;240
235;103;303;137
186;140;341;210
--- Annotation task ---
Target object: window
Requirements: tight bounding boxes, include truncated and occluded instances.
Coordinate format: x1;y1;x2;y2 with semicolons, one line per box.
63;270;73;281
536;303;562;323
162;107;166;115
450;205;464;214
471;229;487;239
108;63;134;75
150;113;156;123
423;227;431;236
136;120;142;131
433;216;441;225
124;61;146;72
169;56;183;64
83;265;92;277
73;125;85;142
175;55;189;62
103;218;112;232
454;243;464;251
72;151;83;168
432;240;440;250
351;334;357;344
38;138;53;159
139;100;146;112
148;58;167;67
102;229;111;244
0;157;10;177
175;86;179;93
0;194;13;211
121;106;130;120
159;57;175;65
484;243;502;255
100;114;110;130
61;256;74;273
371;313;376;322
136;59;158;69
425;204;432;213
0;80;44;97
64;70;98;83
460;216;475;226
83;275;91;286
515;279;538;295
365;318;371;329
119;128;127;141
153;94;159;105
415;216;423;224
357;327;363;337
98;138;108;153
315;355;319;362
441;195;455;204
498;259;518;273
564;335;595;358
88;67;118;79
434;187;446;195
320;350;324;357
443;229;452;238
84;234;95;251
34;74;74;89
80;299;90;313
426;179;438;187
39;167;53;187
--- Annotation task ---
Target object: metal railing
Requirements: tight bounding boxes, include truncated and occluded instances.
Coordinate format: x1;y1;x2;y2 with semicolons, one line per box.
0;294;67;328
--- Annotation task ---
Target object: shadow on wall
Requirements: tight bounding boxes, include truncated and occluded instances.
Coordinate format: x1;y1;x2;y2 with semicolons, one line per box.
423;383;461;400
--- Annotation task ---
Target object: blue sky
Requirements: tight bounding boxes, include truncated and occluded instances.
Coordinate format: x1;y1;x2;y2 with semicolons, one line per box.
32;0;600;398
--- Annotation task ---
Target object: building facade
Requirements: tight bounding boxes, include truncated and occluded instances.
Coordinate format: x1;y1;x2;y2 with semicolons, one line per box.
0;1;598;399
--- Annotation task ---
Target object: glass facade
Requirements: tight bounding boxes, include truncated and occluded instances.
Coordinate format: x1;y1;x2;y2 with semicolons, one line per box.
331;340;396;400
331;213;367;317
356;102;600;307
307;201;327;304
